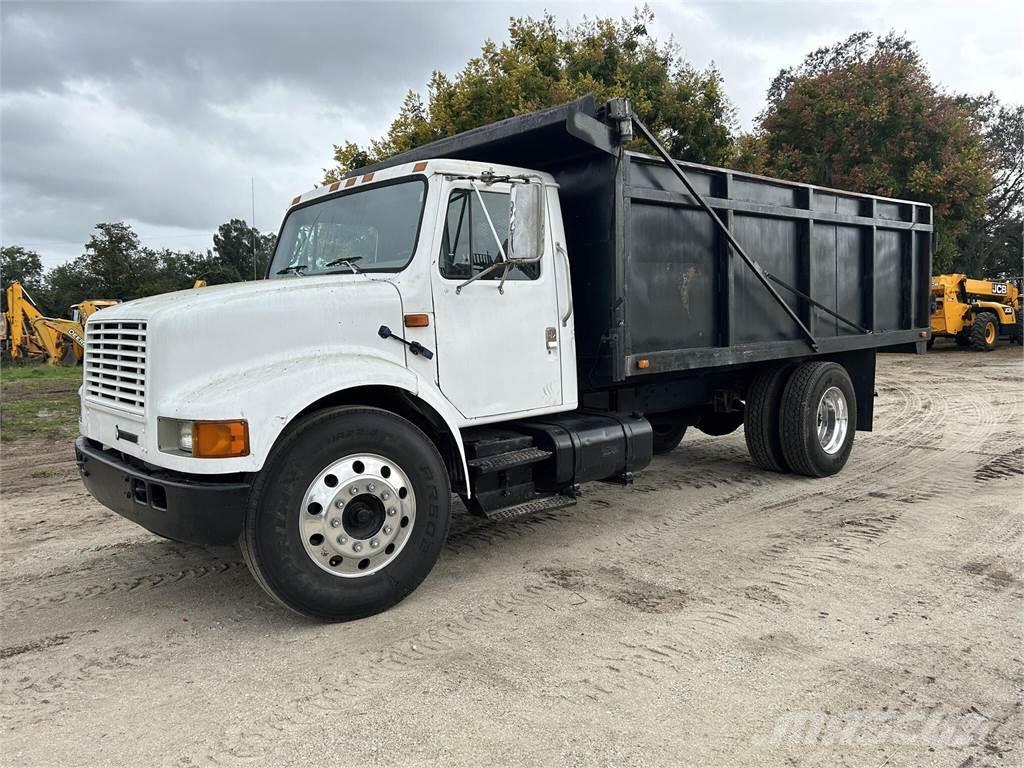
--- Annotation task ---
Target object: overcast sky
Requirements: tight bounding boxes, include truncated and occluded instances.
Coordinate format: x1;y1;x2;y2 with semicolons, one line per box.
2;0;1021;269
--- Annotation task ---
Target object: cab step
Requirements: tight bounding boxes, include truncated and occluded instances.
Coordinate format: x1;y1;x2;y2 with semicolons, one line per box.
467;447;552;474
482;493;577;522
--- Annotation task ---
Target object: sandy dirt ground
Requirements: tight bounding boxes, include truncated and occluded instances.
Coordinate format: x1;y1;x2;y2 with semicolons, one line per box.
1;345;1022;768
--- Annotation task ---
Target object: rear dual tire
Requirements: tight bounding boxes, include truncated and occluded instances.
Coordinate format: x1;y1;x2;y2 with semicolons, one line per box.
745;361;856;478
651;423;687;454
778;362;856;478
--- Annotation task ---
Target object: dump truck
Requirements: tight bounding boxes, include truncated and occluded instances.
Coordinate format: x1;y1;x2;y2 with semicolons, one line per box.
929;273;1021;350
75;96;933;620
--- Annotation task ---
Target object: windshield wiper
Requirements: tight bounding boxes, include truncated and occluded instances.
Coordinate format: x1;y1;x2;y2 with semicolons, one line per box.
323;256;363;273
276;265;308;276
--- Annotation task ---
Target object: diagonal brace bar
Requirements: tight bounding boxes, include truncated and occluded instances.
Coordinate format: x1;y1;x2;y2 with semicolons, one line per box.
764;273;871;335
630;115;820;351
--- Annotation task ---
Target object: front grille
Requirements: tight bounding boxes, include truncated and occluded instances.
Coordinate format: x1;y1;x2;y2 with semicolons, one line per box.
84;320;147;415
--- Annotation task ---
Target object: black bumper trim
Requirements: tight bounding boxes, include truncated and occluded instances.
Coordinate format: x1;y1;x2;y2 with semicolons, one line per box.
75;437;251;546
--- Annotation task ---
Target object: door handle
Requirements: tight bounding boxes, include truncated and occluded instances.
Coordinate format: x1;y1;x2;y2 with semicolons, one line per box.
556;242;573;327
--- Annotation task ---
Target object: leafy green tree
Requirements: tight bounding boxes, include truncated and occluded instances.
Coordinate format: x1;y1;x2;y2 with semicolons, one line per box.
954;97;1023;276
212;219;276;282
1;246;46;311
39;258;96;316
741;32;991;273
81;222;163;299
324;8;736;180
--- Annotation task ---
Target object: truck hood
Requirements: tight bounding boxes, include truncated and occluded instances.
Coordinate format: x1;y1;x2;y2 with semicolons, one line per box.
84;275;407;421
89;276;397;325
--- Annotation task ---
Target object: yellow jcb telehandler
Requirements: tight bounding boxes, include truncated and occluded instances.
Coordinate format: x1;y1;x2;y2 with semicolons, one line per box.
929;274;1022;351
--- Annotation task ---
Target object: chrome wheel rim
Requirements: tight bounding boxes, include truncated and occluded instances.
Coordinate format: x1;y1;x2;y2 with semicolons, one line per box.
816;386;849;455
299;453;415;578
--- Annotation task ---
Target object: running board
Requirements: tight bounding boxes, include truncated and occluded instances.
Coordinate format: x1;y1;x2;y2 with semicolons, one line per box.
467;447;552;474
482;494;577;522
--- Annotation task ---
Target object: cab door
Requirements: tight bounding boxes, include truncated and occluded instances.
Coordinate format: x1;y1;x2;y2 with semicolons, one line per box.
429;182;562;420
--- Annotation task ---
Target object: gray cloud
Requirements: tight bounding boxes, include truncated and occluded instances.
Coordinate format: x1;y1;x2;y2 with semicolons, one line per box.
2;0;1020;268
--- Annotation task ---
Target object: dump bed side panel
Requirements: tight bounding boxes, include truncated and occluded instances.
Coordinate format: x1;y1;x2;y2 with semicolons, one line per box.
616;153;933;383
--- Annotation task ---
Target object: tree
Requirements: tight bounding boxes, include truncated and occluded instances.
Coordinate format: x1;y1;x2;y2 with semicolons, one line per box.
954;97;1023;276
81;222;163;299
1;245;45;297
324;8;736;180
212;219;276;282
742;32;991;273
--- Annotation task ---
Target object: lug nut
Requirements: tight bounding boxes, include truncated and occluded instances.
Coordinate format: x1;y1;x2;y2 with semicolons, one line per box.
335;499;344;509
368;483;376;491
353;543;363;553
370;539;380;549
381;491;390;500
330;518;341;528
384;525;393;535
388;508;397;516
349;487;359;495
336;535;347;545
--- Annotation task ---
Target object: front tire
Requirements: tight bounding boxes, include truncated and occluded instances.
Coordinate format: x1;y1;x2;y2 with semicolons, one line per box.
241;406;451;621
970;311;998;351
779;362;857;478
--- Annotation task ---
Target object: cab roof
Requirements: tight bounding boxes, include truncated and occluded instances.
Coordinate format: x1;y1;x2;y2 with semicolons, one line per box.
289;159;556;210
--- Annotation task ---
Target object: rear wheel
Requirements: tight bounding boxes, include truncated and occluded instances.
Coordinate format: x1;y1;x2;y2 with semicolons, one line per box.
970;311;998;351
651;423;687;454
744;364;794;473
241;406;451;621
779;362;857;478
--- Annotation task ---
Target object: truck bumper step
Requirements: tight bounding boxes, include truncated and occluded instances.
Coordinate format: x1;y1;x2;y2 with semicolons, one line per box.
482;493;577;522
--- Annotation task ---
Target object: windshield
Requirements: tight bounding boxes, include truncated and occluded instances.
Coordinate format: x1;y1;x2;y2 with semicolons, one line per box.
269;178;426;277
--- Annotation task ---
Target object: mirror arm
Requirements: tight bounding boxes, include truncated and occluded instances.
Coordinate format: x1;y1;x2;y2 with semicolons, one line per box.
495;263;513;295
455;261;506;294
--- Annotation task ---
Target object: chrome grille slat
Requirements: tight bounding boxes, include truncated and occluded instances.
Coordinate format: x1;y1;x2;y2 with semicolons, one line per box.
84;320;147;414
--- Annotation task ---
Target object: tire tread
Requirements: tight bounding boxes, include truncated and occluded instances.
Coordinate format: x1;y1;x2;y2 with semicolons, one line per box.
744;364;792;472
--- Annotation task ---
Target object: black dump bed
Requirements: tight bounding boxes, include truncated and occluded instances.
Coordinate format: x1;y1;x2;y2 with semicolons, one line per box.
361;96;933;388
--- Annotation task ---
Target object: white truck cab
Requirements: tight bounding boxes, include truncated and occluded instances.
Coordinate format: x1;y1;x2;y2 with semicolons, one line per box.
77;96;929;620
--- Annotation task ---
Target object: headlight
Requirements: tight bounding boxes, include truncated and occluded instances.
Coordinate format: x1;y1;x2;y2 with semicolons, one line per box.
178;421;194;453
158;418;249;458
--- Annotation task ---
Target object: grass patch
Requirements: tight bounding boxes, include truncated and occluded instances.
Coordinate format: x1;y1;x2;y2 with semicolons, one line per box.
1;362;82;442
1;363;84;383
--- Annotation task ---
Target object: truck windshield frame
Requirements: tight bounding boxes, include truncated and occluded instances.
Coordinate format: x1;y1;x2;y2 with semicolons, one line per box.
268;176;428;278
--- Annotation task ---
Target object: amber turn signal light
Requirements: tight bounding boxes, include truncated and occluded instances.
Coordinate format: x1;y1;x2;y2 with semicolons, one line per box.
404;313;430;328
636;358;651;370
193;420;250;459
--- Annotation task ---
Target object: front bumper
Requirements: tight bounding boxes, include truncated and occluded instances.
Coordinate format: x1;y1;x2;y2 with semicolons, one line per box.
75;437;251;545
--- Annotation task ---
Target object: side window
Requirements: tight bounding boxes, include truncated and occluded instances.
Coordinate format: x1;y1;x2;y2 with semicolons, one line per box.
439;189;539;281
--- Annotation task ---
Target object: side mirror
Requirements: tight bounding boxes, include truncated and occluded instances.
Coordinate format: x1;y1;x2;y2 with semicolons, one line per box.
507;183;545;262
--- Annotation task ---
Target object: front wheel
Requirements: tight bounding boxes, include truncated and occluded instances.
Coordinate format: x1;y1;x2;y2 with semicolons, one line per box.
970;311;998;351
779;362;857;478
241;406;451;621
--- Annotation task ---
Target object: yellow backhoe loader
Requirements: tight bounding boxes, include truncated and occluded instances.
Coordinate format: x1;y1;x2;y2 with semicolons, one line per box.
1;281;117;365
929;274;1022;351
